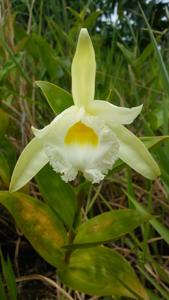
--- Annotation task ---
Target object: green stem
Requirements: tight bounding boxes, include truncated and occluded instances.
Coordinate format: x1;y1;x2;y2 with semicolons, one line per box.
64;190;84;264
142;181;152;263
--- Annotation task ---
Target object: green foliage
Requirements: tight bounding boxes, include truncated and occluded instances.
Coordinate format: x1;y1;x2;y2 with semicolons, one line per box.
0;191;67;269
127;192;169;245
139;4;169;134
141;136;169;149
0;110;9;137
74;209;150;246
59;247;149;299
0;250;17;300
36;81;73;114
0;153;10;185
36;164;77;228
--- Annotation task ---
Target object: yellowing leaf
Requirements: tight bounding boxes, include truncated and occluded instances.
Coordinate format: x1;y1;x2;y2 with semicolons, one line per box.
60;247;149;299
0;191;67;269
74;209;149;246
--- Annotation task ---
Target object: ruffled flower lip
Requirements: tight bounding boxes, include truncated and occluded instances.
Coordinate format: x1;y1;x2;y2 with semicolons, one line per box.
41;108;120;184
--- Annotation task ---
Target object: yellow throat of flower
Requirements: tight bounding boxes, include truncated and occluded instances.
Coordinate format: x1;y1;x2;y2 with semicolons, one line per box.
65;121;98;147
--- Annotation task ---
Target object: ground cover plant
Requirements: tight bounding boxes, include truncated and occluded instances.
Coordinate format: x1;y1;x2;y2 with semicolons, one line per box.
0;0;169;299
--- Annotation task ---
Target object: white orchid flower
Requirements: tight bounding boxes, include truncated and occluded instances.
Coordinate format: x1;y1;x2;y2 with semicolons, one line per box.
10;28;160;192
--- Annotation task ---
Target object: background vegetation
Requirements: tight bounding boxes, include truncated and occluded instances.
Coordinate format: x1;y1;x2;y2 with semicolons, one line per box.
0;0;169;299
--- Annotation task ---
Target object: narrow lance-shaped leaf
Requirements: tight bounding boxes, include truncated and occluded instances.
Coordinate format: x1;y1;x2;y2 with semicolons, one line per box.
0;251;17;300
141;136;169;149
0;191;67;269
36;81;73;114
73;209;150;247
0;274;7;300
59;247;149;299
147;290;162;300
0;152;10;185
0;109;9;136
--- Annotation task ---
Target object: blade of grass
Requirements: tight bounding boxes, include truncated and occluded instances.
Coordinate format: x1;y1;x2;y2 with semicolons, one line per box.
0;35;31;84
125;191;169;245
138;266;169;300
142;181;152;263
0;251;17;300
0;275;7;300
139;4;169;134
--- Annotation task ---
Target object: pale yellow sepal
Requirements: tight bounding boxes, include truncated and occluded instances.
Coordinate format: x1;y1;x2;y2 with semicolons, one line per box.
9;138;49;192
112;125;161;180
71;28;96;108
87;101;143;125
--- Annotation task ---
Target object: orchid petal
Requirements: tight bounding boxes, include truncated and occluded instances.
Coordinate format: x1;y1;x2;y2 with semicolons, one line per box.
112;125;161;179
87;100;143;125
71;28;96;108
9;138;49;192
32;105;78;139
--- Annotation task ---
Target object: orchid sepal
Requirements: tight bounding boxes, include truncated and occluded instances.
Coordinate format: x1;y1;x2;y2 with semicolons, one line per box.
87;100;143;125
9;138;49;192
112;125;161;180
71;28;96;108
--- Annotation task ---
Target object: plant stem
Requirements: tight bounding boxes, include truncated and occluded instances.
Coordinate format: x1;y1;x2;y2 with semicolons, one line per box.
64;190;84;264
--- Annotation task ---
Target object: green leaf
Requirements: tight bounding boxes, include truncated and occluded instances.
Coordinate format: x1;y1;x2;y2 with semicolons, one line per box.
141;136;169;149
0;251;17;300
147;290;162;300
117;42;136;63
73;209;149;246
36;164;77;228
83;10;101;29
36;81;73;114
0;109;9;136
134;43;154;68
0;137;16;173
6;257;17;300
0;191;67;269
0;152;10;185
59;247;149;299
0;275;7;300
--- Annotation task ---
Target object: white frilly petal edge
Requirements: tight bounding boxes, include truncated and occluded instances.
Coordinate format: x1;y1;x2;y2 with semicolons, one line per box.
9;137;49;192
112;125;161;180
87;100;143;125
